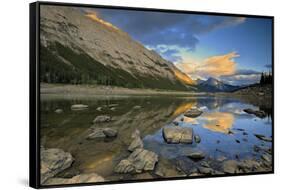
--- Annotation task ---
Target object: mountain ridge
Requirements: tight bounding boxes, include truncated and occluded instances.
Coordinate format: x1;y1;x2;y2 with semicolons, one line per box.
40;6;195;91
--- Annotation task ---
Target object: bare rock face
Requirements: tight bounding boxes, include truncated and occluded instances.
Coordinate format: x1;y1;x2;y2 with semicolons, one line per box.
45;173;105;185
114;148;158;174
41;148;74;184
162;126;193;144
184;108;203;118
40;6;195;90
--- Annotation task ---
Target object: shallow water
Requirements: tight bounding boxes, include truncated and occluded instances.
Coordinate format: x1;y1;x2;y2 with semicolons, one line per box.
40;95;272;180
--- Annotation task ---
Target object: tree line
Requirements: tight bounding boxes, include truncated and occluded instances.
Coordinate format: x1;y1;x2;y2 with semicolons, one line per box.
260;72;272;85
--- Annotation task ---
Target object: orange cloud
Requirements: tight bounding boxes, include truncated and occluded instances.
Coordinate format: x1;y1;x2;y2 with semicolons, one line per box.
85;12;119;31
202;112;234;133
177;52;239;79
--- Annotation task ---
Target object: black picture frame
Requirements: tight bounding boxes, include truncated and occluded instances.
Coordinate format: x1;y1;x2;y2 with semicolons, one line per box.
30;1;274;189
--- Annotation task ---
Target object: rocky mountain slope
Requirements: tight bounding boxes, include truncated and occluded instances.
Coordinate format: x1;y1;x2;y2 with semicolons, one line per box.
40;5;195;91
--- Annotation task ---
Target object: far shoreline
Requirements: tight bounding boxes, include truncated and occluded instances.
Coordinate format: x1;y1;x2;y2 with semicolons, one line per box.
40;83;208;97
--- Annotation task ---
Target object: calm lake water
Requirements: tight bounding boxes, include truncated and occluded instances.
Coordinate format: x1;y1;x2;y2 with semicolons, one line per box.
40;95;272;180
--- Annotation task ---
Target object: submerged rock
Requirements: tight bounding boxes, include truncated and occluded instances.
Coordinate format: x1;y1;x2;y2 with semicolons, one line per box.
254;134;272;142
93;115;111;123
54;109;63;114
45;173;104;185
96;107;102;111
114;148;158;174
133;105;141;109
184;108;203;118
71;104;88;110
41;148;74;184
162;126;193;144
194;135;201;143
243;108;266;118
187;151;205;160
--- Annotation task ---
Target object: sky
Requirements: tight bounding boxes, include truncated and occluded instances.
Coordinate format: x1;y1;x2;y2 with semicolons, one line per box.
82;8;272;86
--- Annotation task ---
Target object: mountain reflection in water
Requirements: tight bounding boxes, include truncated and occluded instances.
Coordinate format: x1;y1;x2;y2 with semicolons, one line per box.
41;95;272;179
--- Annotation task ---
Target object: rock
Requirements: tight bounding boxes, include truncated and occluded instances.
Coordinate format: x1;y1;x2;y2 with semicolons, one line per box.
200;161;210;168
173;121;179;126
44;173;104;185
234;128;245;131
87;128;106;139
189;172;202;177
154;158;186;178
228;130;234;135
108;104;118;107
114;159;135;174
128;137;143;152
54;109;63;114
254;134;272;142
184;108;203;118
217;156;227;162
198;167;213;174
71;104;88;110
239;159;261;172
253;145;261;152
222;160;239;174
194;135;201;143
93;115;111;123
87;127;117;139
261;154;272;163
103;128;118;137
114;148;158;173
41;148;74;184
133;106;141;109
187;151;205;160
243;132;248;136
162;126;193;144
131;129;140;138
243;108;266;118
96;107;102;111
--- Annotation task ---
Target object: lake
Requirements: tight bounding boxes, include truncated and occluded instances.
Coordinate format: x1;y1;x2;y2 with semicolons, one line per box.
40;94;272;182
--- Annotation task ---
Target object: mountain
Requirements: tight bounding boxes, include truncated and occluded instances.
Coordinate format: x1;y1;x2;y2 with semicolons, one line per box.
198;77;239;92
40;6;195;91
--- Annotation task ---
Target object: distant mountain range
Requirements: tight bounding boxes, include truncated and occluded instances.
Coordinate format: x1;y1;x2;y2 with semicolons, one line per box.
197;77;240;92
40;6;195;91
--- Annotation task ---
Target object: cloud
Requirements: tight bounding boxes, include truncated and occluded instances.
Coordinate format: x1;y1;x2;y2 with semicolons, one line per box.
81;8;246;50
177;52;238;79
264;64;272;69
220;69;261;85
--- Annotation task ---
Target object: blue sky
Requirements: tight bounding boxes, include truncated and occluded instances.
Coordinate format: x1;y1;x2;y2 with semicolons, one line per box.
83;8;272;85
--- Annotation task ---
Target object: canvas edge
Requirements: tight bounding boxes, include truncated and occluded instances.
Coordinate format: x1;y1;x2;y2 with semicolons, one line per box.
29;1;275;189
